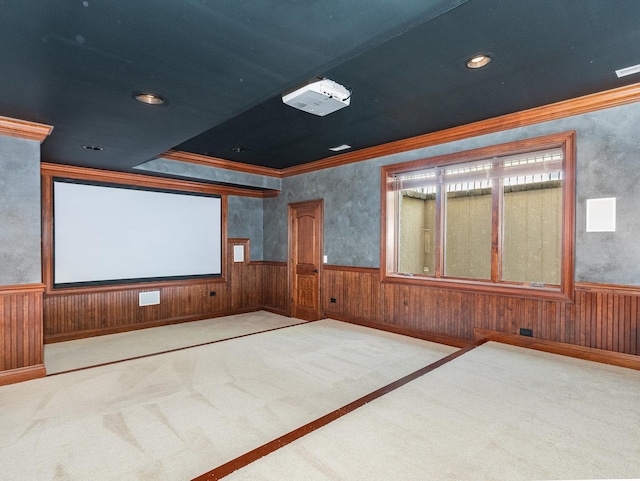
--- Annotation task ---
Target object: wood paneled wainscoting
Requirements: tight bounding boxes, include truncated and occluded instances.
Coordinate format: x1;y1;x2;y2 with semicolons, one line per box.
322;265;639;357
43;263;290;342
0;284;46;385
44;281;232;342
44;242;290;343
228;240;289;316
259;261;289;316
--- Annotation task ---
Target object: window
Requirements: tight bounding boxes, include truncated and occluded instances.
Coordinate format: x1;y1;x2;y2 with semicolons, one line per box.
382;132;575;300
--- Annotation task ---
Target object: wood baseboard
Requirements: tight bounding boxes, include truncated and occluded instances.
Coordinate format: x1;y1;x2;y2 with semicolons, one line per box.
260;305;290;317
475;329;640;370
0;364;46;386
327;313;470;348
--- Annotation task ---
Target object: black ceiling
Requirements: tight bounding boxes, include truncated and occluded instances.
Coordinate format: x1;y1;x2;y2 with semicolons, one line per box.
2;0;640;173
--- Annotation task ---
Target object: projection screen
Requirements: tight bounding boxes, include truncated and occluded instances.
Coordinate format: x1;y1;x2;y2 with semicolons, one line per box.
53;179;222;288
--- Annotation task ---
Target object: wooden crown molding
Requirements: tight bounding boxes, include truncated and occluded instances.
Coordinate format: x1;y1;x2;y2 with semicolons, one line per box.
40;162;279;198
0;116;53;143
166;82;640;179
281;82;640;177
162;150;283;178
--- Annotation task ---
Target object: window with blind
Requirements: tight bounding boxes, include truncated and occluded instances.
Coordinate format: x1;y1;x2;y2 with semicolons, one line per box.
381;132;575;300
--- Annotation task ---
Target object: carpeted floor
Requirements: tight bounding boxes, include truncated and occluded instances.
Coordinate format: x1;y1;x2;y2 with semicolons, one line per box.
1;314;456;480
44;311;308;374
224;342;640;481
2;313;639;480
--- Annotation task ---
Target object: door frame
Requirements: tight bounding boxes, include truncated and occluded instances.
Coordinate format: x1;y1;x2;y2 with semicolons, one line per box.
288;199;324;320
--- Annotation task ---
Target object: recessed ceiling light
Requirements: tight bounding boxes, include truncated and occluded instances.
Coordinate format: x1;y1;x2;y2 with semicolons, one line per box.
466;54;492;69
329;144;352;152
615;63;640;78
134;92;166;105
82;144;103;151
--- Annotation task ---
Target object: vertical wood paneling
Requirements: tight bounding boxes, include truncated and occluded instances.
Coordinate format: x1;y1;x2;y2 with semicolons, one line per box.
260;262;288;315
612;294;619;352
0;285;43;372
44;281;234;341
343;270;379;321
322;268;344;314
228;239;262;311
242;264;262;308
40;261;640;357
43;258;286;342
623;295;631;354
320;267;640;357
631;295;638;355
575;289;584;346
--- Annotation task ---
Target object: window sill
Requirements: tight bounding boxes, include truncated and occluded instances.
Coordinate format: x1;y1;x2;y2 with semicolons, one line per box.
381;273;574;302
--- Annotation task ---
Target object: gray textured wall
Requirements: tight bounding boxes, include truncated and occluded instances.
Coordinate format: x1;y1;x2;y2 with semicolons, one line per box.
264;161;382;266
263;102;640;286
0;136;42;285
228;196;264;261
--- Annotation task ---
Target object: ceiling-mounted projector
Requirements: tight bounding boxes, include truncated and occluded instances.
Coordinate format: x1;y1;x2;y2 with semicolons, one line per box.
282;77;351;116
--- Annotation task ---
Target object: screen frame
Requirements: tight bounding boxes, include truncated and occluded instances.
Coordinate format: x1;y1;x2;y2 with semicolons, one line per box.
41;168;229;295
51;177;223;289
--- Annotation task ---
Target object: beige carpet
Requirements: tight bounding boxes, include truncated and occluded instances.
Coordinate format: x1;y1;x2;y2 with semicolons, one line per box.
45;311;307;374
0;318;456;480
225;342;640;481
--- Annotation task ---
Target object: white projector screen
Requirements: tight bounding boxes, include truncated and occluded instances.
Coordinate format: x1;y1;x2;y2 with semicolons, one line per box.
53;179;222;287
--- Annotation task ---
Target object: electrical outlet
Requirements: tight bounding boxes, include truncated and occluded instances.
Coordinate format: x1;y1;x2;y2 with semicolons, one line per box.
519;328;533;337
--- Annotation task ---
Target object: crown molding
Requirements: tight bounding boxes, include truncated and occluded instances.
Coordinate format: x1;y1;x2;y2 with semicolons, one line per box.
280;82;640;177
0;116;53;143
161;150;283;178
164;82;640;179
40;162;279;198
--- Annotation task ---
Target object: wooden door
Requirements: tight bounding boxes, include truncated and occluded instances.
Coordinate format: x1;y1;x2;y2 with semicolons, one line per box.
289;200;323;321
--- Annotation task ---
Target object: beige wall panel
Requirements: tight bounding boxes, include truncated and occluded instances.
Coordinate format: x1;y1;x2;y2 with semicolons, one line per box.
399;195;436;275
503;187;561;284
445;193;492;279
